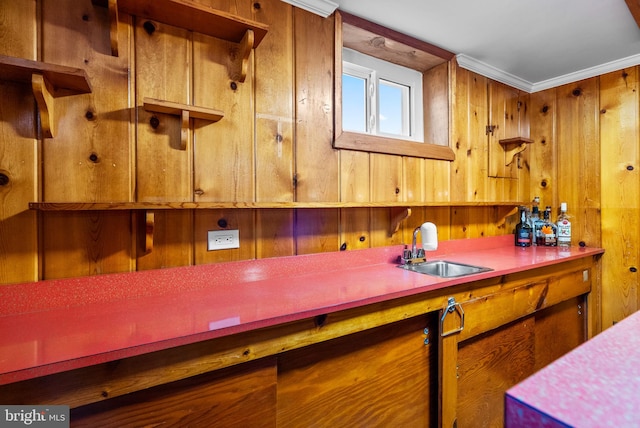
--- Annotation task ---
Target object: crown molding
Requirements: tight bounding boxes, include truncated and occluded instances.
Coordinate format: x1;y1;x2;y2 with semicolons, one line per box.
531;53;640;92
457;53;640;93
456;54;533;92
280;0;338;17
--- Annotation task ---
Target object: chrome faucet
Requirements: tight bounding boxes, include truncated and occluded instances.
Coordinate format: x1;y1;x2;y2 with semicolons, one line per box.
401;222;438;265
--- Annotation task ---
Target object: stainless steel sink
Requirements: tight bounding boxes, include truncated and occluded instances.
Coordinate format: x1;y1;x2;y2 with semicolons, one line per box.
399;260;493;278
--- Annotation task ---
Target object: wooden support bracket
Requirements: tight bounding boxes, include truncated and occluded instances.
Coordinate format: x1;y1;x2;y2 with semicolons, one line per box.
181;109;190;151
145;210;155;254
232;29;254;83
499;137;533;167
143;97;224;151
389;207;412;236
31;74;55;138
107;0;119;56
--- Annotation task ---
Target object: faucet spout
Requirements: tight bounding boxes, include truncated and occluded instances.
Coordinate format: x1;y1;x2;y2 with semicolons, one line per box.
402;222;438;265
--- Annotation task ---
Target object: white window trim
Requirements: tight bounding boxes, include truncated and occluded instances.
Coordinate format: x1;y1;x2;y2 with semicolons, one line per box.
342;47;424;143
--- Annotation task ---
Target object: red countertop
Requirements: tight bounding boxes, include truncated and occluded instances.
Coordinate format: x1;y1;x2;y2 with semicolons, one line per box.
0;235;603;385
505;309;640;427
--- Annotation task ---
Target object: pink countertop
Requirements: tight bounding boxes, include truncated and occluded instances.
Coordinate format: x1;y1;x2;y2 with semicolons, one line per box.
0;235;603;385
506;310;640;427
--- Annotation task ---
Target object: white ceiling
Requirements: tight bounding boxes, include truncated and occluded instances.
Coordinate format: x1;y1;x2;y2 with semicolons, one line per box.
302;0;640;92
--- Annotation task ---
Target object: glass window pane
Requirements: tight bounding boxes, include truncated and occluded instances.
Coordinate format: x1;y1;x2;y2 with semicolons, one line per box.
342;74;367;133
379;80;406;136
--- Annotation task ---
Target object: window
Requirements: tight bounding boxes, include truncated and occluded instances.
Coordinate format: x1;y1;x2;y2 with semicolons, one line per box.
334;11;455;161
342;48;423;142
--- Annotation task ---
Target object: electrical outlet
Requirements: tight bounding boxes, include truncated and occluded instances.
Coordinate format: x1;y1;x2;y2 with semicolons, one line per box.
207;229;240;251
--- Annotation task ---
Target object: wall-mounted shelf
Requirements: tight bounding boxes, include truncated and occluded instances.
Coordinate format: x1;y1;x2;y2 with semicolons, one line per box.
92;0;268;82
499;137;533;166
28;201;525;211
143;97;224;150
29;201;521;253
0;55;92;138
499;137;534;148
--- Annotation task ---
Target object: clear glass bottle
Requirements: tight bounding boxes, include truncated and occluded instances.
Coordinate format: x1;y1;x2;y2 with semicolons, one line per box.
556;202;572;247
531;204;542;246
541;206;557;246
515;206;532;247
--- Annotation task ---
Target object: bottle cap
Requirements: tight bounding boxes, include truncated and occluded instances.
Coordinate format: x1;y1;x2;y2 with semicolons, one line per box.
560;202;567;211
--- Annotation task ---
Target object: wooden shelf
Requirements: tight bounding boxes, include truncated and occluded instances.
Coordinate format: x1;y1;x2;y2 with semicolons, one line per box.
143;97;224;150
0;55;92;138
28;201;525;211
499;137;533;167
499;137;534;148
29;201;521;253
92;0;268;81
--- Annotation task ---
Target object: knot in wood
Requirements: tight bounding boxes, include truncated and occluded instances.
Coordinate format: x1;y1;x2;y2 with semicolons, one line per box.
370;36;386;47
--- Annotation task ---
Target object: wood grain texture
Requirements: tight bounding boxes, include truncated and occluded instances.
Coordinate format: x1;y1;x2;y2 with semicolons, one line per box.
534;296;586;370
254;0;294;203
192;31;254;202
40;0;134;278
294;8;338;203
71;357;277;427
457;318;535;428
277;314;438;427
599;67;639;326
0;0;39;284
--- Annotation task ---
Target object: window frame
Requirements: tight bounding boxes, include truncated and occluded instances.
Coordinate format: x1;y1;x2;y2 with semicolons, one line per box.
342;47;424;142
333;11;456;161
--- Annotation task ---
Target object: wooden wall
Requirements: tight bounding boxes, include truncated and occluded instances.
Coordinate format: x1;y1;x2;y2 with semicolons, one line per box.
529;70;640;330
0;0;636;332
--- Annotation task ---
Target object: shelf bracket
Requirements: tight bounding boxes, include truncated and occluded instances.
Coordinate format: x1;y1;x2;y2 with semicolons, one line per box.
31;74;55;138
505;144;528;167
143;97;224;151
107;0;119;56
499;137;533;167
145;210;154;254
231;29;254;83
389;207;412;236
180;109;190;151
91;0;120;56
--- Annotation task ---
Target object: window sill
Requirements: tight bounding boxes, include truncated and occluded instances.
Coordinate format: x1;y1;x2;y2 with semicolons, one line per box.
334;131;455;161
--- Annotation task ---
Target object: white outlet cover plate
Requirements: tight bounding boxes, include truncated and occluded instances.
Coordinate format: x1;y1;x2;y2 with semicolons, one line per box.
207;229;240;251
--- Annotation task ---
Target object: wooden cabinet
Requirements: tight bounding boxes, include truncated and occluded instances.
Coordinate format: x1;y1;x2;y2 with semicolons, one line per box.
0;257;594;427
71;357;278;427
488;81;532;179
277;314;439;427
440;258;591;428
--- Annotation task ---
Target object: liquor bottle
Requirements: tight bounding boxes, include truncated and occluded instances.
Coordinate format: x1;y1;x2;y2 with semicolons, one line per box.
515;206;532;247
530;204;542;246
541;206;557;246
556;202;572;247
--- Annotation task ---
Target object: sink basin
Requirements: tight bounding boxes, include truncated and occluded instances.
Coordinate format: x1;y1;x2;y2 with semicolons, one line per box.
399;260;493;278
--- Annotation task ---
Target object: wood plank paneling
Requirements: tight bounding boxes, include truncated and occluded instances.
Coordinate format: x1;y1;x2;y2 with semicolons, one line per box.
556;79;600;246
0;1;525;285
599;67;639;326
134;17;194;270
294;8;340;254
529;88;556;207
0;0;39;284
41;0;134;278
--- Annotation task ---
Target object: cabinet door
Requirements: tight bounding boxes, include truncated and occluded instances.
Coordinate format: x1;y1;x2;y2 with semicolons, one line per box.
455;296;586;428
70;357;278;427
276;314;439;427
